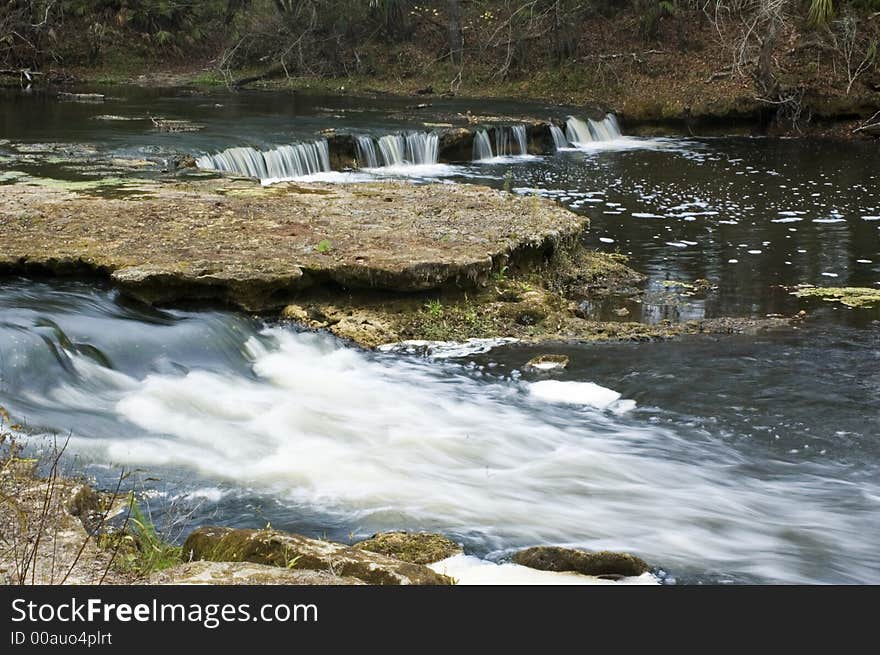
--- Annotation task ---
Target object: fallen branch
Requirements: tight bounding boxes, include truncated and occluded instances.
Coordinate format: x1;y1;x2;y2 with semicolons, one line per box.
852;110;880;134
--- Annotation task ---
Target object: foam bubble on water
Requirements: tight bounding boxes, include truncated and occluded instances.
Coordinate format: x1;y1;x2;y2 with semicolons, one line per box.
378;338;518;359
728;259;739;263
528;380;623;410
747;250;763;254
821;272;839;278
632;213;664;219
182;487;229;502
599;237;615;244
363;163;459;178
772;217;802;223
428;554;658;585
857;259;873;264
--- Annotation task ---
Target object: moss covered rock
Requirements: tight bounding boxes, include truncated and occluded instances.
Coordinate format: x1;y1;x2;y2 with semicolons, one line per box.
183;526;454;585
149;561;364;585
354;531;463;565
511;546;649;577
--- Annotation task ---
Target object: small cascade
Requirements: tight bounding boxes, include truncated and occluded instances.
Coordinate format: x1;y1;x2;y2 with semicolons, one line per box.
357;131;439;168
550;124;569;150
473;129;494;161
564;113;622;145
495;127;511;157
356;135;379;168
590;113;621;141
512;125;528;155
474;125;530;161
196;140;331;182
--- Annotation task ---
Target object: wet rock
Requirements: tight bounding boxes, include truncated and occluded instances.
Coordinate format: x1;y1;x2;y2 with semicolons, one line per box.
172;154;197;170
354;532;463;565
438;128;474;162
58;92;104;103
148;561;364;585
183;526;454;585
150;118;203;133
512;546;650;577
330;314;397;349
281;304;310;322
525;354;569;371
326;133;358;169
526;122;557;154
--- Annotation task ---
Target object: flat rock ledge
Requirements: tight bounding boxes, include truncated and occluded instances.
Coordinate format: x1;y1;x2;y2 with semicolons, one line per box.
183;526;454;585
0;177;588;312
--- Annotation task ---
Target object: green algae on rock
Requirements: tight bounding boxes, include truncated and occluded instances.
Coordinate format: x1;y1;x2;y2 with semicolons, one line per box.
354;531;463;565
512;546;650;578
792;286;880;309
183;526;454;585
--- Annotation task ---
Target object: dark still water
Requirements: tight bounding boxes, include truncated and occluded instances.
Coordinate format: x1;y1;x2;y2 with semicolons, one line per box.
1;86;878;583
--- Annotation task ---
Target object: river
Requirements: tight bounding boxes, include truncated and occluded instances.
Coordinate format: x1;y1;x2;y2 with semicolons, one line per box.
0;85;878;584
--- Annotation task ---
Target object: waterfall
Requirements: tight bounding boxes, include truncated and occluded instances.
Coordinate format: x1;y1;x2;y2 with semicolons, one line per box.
494;127;511;157
565;113;622;145
196;140;331;182
512;125;528;155
473;129;493;161
356;135;379;168
550;124;569;150
474;125;530;161
590;113;621;141
357;132;439;168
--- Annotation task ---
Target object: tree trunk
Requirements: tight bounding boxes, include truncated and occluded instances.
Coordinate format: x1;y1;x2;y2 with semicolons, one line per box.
447;0;463;65
756;18;779;98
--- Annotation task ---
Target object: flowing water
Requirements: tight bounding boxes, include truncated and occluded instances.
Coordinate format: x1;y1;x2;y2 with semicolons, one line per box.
1;86;878;583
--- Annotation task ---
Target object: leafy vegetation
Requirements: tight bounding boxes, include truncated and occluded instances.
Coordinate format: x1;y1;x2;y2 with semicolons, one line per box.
101;496;182;575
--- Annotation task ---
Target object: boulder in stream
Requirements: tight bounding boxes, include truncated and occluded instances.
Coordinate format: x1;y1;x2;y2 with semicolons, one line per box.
183;526;454;585
511;546;650;577
354;531;463;565
525;354;570;371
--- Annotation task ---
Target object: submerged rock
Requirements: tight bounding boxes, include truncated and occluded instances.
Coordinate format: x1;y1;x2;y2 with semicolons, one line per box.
183;526;454;585
525;354;570;371
792;286;880;309
511;546;650;577
354;531;463;565
58;92;104;103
